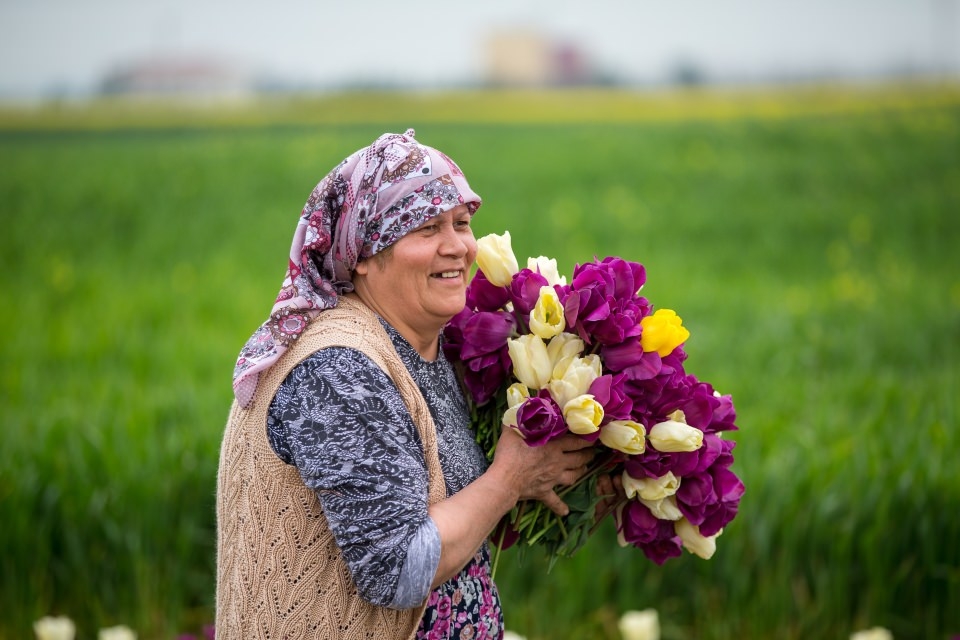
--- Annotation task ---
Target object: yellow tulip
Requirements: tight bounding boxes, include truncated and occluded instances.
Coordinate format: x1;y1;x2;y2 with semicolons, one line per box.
640;309;690;357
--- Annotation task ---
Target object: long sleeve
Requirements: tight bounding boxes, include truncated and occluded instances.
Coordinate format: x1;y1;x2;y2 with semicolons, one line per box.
267;347;441;608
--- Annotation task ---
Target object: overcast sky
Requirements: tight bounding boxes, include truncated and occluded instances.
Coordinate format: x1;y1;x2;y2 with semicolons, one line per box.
1;0;958;97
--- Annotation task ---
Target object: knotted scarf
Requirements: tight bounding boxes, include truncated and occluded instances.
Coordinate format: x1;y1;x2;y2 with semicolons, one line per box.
232;129;482;407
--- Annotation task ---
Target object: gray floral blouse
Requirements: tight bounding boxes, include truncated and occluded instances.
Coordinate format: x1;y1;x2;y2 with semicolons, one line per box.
267;320;504;639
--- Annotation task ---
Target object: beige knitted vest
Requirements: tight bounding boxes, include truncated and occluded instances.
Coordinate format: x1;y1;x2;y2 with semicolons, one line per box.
216;295;447;639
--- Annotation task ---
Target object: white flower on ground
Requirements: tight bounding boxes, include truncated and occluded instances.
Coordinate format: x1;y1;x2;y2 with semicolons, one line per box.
618;608;660;640
98;625;137;640
34;616;76;640
850;627;894;640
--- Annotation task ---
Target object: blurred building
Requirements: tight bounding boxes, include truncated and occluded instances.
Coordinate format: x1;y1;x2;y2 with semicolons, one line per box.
485;30;596;86
99;55;254;98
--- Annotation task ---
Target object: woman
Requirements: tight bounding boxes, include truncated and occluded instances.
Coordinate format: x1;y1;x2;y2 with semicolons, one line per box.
217;129;595;639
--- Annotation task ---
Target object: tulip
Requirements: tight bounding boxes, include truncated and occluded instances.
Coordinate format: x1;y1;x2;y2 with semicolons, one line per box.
502;632;528;640
507;334;553;390
476;231;519;287
618;609;660;640
514;392;567;446
548;354;601;408
545;332;584;370
34;617;76;640
675;517;721;559
562;394;604;435
648;411;703;453
849;627;894;640
501;382;530;428
599;420;646;455
527;255;566;286
640;309;690;357
99;626;137;640
622;470;680;501
640;495;683;521
529;286;566;340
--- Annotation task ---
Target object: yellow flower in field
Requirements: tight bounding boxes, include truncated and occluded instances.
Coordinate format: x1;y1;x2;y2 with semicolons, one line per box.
562;394;604;435
618;608;660;640
476;231;519;286
648;410;703;453
675;517;721;559
34;616;76;640
507;334;552;390
640;309;690;357
599;419;646;455
98;626;137;640
529;285;566;340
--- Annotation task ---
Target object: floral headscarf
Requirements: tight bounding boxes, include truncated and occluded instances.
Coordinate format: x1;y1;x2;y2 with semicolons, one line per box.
232;129;482;407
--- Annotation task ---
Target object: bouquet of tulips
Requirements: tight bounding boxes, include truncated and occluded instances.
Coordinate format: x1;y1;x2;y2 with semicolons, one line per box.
442;231;744;570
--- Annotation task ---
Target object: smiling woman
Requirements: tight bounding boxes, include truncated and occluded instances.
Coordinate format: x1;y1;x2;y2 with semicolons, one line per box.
215;129;597;640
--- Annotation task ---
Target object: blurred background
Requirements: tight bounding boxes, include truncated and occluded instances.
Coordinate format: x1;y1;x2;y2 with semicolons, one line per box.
1;0;959;98
1;2;959;640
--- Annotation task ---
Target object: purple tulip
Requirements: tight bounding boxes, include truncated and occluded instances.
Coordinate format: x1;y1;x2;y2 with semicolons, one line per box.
466;269;511;312
637;535;684;565
459;310;515;360
588;374;634;421
508;268;549;316
515;391;568;446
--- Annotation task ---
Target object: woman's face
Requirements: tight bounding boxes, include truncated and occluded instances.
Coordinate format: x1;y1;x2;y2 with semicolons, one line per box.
354;204;478;341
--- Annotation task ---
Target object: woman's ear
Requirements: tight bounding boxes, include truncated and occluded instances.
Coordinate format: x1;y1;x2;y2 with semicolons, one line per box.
354;260;370;276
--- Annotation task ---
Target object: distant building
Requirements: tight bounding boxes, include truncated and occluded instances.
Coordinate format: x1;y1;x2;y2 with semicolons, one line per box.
100;55;254;98
485;30;595;87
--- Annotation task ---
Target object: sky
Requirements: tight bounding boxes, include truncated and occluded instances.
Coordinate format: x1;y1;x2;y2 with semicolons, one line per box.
1;0;958;97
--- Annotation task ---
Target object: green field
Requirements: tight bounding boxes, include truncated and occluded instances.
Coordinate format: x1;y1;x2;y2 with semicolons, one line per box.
1;84;958;639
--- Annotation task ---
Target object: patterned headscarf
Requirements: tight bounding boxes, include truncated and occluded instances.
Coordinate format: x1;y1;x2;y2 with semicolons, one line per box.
232;129;482;407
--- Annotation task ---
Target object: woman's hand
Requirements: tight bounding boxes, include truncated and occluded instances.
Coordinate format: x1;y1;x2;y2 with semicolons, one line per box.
595;471;625;522
489;427;596;517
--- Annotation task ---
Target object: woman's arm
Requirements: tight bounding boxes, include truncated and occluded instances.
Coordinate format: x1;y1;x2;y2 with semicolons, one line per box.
428;428;595;587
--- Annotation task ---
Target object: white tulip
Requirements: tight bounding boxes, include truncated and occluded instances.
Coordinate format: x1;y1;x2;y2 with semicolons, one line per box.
98;626;137;640
622;470;680;502
850;627;894;640
675;518;722;559
476;231;519;286
527;255;566;286
618;609;660;640
34;616;76;640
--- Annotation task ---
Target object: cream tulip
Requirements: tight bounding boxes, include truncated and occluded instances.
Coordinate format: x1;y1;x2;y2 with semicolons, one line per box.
529;286;566;340
618;609;660;640
622;470;680;501
507;334;552;390
849;627;894;640
501;383;530;428
476;231;519;286
545;332;584;370
640;495;683;521
647;411;703;453
34;617;76;640
599;420;646;455
675;518;721;559
527;255;567;286
548;354;601;408
98;626;137;640
562;394;604;435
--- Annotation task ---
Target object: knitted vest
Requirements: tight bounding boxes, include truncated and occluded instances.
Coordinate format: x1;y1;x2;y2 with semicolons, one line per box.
216;295;447;639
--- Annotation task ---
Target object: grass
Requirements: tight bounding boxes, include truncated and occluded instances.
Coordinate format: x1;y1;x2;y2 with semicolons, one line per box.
1;84;958;639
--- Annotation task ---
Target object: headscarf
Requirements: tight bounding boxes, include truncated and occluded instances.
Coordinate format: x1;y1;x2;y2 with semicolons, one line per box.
232;129;482;407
